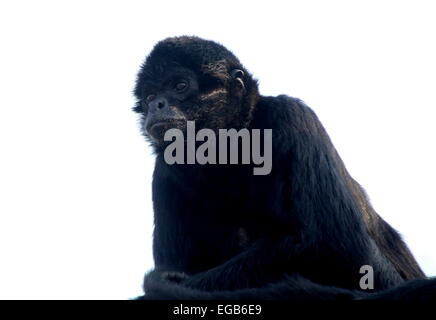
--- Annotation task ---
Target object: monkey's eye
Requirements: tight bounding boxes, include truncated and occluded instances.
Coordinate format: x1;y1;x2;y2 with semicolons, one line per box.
174;81;188;93
145;94;156;103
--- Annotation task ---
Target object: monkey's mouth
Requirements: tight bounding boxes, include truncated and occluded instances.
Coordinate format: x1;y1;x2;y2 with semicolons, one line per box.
146;119;186;139
146;121;169;138
148;121;167;131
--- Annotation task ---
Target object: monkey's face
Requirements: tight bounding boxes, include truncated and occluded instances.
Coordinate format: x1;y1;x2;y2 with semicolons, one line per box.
134;65;249;148
136;67;198;144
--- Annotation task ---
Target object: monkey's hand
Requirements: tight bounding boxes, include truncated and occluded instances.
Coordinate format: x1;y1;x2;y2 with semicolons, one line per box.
160;271;189;283
146;269;189;284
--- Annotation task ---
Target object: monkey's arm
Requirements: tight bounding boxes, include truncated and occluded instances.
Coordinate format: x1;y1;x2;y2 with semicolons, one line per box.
178;237;297;291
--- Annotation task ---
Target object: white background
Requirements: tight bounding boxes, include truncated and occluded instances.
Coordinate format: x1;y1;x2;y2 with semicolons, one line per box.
0;1;435;299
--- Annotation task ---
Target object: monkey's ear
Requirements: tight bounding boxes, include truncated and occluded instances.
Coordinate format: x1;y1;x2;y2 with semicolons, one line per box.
231;69;245;91
231;69;245;79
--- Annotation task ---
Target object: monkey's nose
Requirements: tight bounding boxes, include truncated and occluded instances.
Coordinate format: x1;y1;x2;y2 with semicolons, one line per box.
149;97;168;112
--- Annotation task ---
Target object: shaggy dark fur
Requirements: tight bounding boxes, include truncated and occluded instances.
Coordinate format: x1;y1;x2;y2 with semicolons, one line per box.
133;36;435;300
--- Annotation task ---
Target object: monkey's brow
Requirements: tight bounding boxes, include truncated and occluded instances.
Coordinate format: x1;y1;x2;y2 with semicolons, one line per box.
142;80;161;91
144;73;191;90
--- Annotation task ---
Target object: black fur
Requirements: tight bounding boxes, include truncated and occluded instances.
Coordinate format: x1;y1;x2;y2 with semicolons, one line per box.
133;36;434;300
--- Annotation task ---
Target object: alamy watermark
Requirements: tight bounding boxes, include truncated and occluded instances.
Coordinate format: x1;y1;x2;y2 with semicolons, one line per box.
163;121;272;175
359;265;374;290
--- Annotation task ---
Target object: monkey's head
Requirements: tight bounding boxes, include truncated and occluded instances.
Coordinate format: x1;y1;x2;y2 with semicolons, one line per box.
133;36;259;149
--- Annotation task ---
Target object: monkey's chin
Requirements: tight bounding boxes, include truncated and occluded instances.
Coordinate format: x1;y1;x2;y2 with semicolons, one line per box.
146;123;168;142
